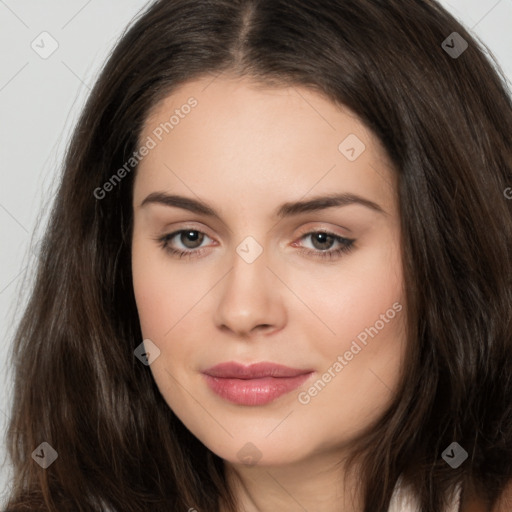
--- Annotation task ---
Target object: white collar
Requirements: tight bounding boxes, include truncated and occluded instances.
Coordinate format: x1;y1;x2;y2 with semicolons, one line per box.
388;476;462;512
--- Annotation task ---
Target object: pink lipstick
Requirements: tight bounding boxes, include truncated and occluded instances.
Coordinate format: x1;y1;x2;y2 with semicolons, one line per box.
202;361;314;406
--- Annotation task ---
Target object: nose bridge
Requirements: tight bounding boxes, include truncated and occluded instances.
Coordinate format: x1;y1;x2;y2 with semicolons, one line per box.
231;236;268;288
213;235;285;336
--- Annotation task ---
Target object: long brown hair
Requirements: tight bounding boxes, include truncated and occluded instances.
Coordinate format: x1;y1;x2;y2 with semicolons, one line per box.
4;0;512;510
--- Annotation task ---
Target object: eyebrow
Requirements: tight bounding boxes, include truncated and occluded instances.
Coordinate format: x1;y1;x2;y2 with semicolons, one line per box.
139;191;386;218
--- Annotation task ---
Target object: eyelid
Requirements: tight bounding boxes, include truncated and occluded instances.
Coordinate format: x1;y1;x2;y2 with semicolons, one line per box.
160;222;215;238
294;224;351;240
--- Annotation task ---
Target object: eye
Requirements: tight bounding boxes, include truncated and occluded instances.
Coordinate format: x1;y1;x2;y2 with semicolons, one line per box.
155;228;356;261
293;230;356;260
156;229;213;259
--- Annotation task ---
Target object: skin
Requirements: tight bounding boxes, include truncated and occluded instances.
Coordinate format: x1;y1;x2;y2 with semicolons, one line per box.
131;74;407;511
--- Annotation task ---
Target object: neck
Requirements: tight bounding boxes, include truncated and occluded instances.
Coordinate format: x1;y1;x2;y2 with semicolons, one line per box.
220;450;363;512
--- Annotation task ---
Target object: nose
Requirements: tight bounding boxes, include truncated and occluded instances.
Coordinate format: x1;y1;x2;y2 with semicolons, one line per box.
213;246;286;338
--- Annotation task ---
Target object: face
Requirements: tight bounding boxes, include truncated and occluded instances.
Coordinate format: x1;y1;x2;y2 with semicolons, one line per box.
131;74;407;468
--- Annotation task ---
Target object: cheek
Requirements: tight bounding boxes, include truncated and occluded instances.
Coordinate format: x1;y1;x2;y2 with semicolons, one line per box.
132;236;178;338
131;240;195;409
132;231;203;338
301;237;404;359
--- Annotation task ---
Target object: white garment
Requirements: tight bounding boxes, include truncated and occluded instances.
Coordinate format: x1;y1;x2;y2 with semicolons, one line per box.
388;477;461;512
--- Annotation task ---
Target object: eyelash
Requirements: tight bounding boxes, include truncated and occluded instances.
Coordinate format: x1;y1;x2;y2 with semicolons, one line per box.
155;228;356;261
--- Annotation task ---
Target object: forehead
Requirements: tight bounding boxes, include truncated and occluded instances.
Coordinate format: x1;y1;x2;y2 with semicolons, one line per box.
133;75;397;216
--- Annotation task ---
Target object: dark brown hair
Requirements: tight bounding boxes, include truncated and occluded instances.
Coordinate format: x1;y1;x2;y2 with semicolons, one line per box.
4;0;512;510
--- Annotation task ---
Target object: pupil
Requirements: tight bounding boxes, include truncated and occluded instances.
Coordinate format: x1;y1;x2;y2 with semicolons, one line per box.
313;233;333;250
182;230;202;248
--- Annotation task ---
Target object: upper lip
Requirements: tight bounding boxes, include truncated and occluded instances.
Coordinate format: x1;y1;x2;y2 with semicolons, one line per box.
203;361;313;379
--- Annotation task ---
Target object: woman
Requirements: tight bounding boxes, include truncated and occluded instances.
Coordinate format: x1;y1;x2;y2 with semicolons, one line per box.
4;0;512;510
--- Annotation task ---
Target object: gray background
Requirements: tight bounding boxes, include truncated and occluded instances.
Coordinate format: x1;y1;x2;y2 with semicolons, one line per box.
1;0;511;504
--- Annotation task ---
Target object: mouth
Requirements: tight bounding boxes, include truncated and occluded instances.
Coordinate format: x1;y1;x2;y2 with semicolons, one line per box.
202;361;315;406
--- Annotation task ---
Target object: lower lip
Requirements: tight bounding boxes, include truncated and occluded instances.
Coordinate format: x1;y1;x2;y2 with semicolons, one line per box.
203;373;314;406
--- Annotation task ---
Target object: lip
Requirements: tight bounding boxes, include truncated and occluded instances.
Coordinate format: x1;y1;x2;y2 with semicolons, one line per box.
202;362;314;406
